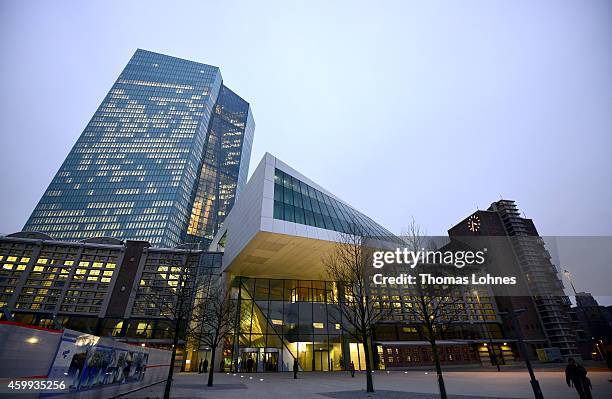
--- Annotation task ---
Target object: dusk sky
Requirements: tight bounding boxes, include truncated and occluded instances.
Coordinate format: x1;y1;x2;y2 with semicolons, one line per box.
1;0;611;244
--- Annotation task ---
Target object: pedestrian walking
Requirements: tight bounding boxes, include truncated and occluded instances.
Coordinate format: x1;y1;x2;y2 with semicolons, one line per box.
565;357;592;399
350;361;355;378
606;344;612;382
198;360;203;374
203;358;209;373
293;358;299;379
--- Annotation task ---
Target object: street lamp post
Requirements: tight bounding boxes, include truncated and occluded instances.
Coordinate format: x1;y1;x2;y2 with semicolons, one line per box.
473;290;500;372
499;308;544;399
564;269;602;361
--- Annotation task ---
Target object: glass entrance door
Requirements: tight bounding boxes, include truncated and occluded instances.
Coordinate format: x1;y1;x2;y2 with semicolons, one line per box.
241;351;258;373
263;352;279;372
314;349;329;371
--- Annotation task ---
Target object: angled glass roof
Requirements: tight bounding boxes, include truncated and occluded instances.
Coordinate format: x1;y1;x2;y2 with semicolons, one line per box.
272;168;394;238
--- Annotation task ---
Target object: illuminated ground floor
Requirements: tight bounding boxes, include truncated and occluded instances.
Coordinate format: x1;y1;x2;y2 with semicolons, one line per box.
186;340;519;373
184;276;525;372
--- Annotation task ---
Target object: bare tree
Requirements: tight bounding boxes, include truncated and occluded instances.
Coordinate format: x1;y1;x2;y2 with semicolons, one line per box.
186;273;239;387
403;219;466;399
133;251;198;399
322;224;391;393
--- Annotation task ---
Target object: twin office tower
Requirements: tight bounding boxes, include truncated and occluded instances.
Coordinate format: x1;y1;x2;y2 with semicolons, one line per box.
24;49;254;248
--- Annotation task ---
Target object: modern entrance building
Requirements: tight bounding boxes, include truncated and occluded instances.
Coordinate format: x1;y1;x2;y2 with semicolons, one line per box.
196;153;511;372
23;49;254;248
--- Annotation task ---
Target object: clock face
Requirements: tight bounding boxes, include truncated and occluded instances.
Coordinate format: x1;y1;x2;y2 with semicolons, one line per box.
467;215;481;232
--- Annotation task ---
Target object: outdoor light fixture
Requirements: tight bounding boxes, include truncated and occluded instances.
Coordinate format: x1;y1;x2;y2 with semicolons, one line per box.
26;337;39;344
499;309;544;399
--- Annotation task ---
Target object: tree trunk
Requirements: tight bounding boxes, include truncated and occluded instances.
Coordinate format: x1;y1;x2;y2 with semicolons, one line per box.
362;335;374;393
207;345;217;387
163;327;180;399
430;339;447;399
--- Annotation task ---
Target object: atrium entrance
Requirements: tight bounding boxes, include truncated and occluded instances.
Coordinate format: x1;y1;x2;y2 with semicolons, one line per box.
314;348;330;371
263;351;279;372
240;350;258;372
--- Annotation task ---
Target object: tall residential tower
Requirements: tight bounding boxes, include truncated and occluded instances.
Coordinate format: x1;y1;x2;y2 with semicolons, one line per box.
24;49;254;248
450;199;577;357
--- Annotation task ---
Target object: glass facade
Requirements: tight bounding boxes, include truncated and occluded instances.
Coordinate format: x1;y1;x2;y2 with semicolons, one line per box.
24;49;253;248
273;168;393;238
186;85;255;247
229;276;367;372
225;276;502;372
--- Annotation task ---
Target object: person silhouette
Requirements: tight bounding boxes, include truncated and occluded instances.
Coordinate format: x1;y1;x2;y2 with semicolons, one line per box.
293;358;299;379
565;358;592;399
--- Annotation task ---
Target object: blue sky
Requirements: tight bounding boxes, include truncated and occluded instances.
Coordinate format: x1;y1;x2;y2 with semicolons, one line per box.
1;0;611;242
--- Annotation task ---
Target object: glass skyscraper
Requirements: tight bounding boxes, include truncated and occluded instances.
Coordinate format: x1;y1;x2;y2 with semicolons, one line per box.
24;49;254;248
185;85;254;246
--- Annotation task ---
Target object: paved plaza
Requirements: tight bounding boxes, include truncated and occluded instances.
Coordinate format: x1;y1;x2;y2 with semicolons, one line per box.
120;368;612;399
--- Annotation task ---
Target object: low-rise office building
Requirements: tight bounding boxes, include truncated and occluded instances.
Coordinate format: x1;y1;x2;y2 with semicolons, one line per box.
0;231;221;370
